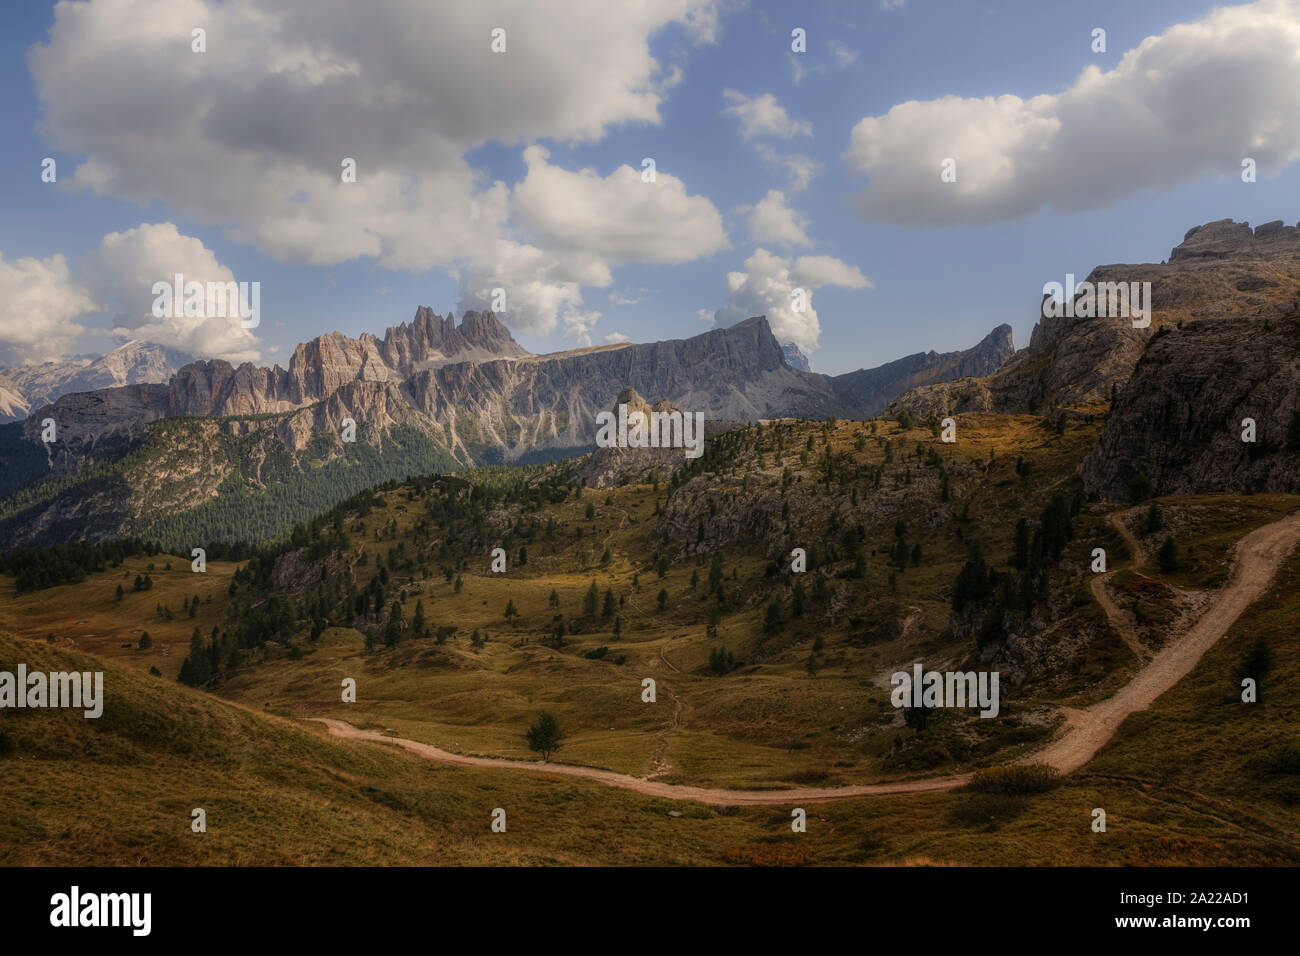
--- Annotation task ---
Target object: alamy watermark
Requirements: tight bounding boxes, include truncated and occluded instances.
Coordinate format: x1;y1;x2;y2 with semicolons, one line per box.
1042;273;1150;328
50;886;150;936
0;665;103;718
152;273;260;328
594;403;705;459
891;664;1000;718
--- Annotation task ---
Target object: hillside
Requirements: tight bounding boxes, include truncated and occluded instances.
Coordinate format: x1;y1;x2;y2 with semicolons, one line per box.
3;406;1298;865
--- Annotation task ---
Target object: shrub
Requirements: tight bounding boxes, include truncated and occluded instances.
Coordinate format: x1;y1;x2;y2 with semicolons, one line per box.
967;763;1061;794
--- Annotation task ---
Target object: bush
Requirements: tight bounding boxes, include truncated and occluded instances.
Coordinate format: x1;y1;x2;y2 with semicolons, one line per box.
948;792;1029;827
1247;744;1300;777
1157;536;1179;572
967;763;1061;794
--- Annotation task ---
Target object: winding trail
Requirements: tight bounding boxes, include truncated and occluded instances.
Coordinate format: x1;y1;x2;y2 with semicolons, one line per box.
312;508;1300;805
1089;509;1150;662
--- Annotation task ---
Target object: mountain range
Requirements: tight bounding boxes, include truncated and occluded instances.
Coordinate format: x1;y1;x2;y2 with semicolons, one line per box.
0;311;1012;550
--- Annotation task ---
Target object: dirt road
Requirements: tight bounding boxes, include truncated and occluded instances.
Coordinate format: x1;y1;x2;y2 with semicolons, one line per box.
313;508;1300;804
313;717;971;805
1034;507;1300;773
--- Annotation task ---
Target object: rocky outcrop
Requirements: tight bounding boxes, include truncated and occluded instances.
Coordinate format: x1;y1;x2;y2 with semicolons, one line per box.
1079;313;1300;500
891;218;1300;418
571;388;699;488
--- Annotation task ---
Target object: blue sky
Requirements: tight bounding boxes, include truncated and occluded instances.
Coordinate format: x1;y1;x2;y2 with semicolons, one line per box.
2;0;1297;375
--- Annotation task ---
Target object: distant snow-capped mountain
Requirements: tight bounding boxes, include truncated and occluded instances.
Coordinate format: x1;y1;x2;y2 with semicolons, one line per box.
0;341;194;423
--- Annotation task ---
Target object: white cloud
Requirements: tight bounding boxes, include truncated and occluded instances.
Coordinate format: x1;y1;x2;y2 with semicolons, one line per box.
514;145;727;267
604;331;632;343
722;89;812;139
29;0;727;339
745;190;812;247
790;39;861;84
708;248;871;353
755;144;821;192
608;289;643;306
80;223;261;363
793;255;872;289
846;0;1300;225
561;308;603;347
829;40;859;66
0;253;96;365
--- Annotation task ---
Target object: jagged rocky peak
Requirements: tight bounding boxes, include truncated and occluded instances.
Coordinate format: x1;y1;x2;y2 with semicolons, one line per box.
389;307;530;365
1171;218;1300;261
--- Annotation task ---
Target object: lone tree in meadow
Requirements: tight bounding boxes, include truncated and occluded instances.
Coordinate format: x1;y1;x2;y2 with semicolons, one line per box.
526;711;563;762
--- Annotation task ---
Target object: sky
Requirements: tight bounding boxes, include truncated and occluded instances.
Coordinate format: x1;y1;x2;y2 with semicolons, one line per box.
1;0;1298;375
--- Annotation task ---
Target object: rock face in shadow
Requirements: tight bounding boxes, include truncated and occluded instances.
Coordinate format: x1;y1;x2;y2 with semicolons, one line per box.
1079;313;1300;500
832;324;1014;417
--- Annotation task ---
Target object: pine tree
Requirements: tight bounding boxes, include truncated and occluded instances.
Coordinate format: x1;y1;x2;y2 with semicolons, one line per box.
584;580;599;615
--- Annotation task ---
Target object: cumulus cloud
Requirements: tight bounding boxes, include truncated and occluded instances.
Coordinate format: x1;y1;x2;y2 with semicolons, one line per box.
513;145;727;267
560;308;603;347
604;331;632;344
792;255;872;289
0;253;96;365
846;0;1300;225
723;90;812;139
707;249;871;353
745;190;812;247
455;146;727;336
29;0;726;338
80;223;261;363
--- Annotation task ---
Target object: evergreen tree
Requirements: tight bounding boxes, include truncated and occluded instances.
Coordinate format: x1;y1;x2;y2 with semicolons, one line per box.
1157;536;1179;573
